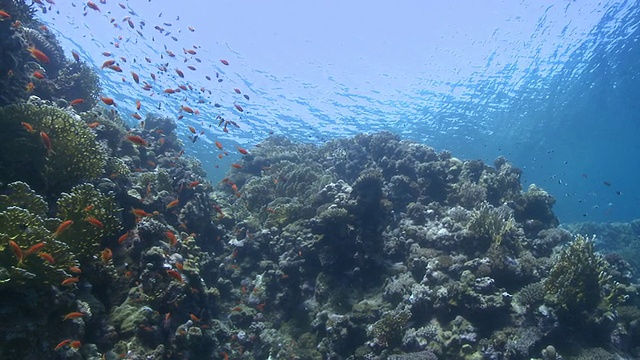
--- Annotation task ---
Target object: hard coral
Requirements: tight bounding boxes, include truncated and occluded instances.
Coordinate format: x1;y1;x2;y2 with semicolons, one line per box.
0;182;78;286
0;102;106;197
55;183;121;262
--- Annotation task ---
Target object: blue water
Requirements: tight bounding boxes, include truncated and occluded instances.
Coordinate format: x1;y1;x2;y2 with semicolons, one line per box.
38;0;640;224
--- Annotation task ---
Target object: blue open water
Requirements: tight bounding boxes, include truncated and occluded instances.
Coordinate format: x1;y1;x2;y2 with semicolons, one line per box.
38;0;640;224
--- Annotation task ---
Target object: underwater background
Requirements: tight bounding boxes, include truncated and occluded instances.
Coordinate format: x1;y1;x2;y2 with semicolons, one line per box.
1;0;640;359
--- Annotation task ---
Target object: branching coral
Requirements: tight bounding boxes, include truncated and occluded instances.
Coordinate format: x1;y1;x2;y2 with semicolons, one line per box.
544;235;626;326
467;202;516;247
0;102;106;196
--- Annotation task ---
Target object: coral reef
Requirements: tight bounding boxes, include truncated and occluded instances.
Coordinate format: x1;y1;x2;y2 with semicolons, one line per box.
0;101;106;197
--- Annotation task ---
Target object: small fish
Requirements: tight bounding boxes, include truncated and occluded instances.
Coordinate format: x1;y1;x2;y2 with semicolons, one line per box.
63;312;84;320
69;266;83;274
61;277;80;286
603;181;612;186
237;147;248;155
101;248;112;263
85;216;104;228
53;220;73;237
132;113;142;120
220;59;229;65
71;50;80;62
9;240;23;264
166;269;183;282
175;69;184;77
131;71;139;83
215;141;223;150
234;104;244;112
32;71;45;79
27;46;49;63
136;99;141;110
70;98;84;106
25;242;46;256
231;163;242;169
166;199;179;209
188;126;196;134
188;181;200;188
40;131;54;155
38;252;55;264
234;88;241;94
21;122;35;132
86;1;100;12
87;122;100;129
101;59;115;69
55;339;72;350
100;96;116;106
166;231;177;246
0;10;11;19
126;135;148;146
131;208;151;217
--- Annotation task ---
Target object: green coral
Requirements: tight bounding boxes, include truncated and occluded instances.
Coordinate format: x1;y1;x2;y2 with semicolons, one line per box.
544;235;626;324
369;310;411;349
55;183;121;262
0;182;78;286
0;103;106;196
467;202;516;246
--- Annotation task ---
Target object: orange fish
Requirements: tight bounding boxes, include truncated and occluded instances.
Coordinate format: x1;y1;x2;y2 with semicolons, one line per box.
188;181;200;188
101;248;112;263
55;339;72;350
69;266;83;274
107;65;122;72
32;71;45;79
9;240;23;264
164;88;175;94
187;126;196;134
237;147;248;155
234;104;244;112
136;99;141;110
85;216;104;228
132;113;142;120
166;231;177;246
131;208;150;217
38;252;55;264
61;277;80;286
40;131;53;155
53;220;73;237
70;98;84;106
166;199;179;209
181;105;194;114
0;10;11;19
63;312;84;320
126;135;147;146
87;122;100;129
100;96;116;106
215;141;223;150
189;313;200;322
131;71;140;83
21;121;34;133
70;340;81;349
87;1;100;12
25;242;46;256
231;163;242;169
166;269;182;282
101;59;115;68
220;59;229;65
117;232;129;245
71;50;80;62
25;82;35;92
175;69;184;77
27;46;49;64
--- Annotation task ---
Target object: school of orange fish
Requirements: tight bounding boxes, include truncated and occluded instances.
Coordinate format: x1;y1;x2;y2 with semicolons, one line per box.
13;0;258;172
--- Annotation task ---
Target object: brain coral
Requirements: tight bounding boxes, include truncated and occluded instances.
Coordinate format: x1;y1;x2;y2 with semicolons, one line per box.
0;102;106;197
